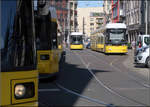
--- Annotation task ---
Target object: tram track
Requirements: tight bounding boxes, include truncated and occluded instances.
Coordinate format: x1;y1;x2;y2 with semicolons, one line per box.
54;82;115;107
73;50;148;106
85;49;150;88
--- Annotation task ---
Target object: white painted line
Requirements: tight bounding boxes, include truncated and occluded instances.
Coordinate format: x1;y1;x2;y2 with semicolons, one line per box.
74;51;145;106
55;83;114;107
86;50;150;88
39;88;60;92
114;87;147;90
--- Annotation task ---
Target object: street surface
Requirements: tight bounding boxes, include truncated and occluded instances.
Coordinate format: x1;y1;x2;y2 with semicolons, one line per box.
39;48;150;106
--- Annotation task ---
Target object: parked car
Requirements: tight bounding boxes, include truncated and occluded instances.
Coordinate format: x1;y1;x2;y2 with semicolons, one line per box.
136;35;150;50
134;45;150;68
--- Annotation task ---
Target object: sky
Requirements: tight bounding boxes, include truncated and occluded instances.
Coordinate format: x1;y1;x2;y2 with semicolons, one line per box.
77;0;104;8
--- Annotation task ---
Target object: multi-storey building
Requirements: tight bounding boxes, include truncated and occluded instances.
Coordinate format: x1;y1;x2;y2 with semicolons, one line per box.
148;1;150;34
50;0;68;35
125;0;150;43
77;7;104;37
103;0;112;24
140;0;150;35
111;0;125;23
90;12;104;33
67;0;78;33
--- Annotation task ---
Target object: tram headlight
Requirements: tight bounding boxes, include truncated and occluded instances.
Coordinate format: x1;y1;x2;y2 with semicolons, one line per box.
15;84;26;98
14;82;35;99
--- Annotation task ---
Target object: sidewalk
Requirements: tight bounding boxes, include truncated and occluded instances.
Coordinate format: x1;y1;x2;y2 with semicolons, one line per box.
123;49;150;79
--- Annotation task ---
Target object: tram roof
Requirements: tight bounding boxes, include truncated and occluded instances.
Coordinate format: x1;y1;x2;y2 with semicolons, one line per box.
91;23;127;35
70;32;83;36
106;23;126;29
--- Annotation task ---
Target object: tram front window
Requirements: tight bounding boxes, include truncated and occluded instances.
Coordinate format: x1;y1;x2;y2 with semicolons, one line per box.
107;29;126;44
1;0;36;72
35;14;52;50
71;36;83;45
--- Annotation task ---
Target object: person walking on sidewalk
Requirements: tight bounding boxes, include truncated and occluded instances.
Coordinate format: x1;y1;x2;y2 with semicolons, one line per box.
131;40;136;50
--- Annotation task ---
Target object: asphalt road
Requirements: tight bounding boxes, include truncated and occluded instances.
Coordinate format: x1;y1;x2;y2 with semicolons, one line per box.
39;48;150;106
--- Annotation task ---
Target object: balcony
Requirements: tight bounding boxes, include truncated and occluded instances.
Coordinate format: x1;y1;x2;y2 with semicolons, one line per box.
96;19;103;23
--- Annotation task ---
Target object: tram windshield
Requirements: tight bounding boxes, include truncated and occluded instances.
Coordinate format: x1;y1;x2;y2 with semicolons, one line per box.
107;29;126;44
70;36;83;45
1;0;36;72
35;14;52;50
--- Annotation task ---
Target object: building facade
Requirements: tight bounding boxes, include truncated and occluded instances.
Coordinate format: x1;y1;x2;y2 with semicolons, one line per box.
103;0;112;24
148;1;150;34
140;0;150;35
67;0;78;33
77;7;103;37
49;0;68;35
125;0;150;43
90;12;104;33
111;0;125;23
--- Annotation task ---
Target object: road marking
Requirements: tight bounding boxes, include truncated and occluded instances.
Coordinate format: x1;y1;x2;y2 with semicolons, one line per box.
114;87;147;90
86;50;150;88
74;51;145;106
110;59;118;66
55;83;114;107
39;88;60;92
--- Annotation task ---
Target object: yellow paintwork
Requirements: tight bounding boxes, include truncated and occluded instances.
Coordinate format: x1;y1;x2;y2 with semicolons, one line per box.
96;44;105;52
0;70;38;106
90;35;97;51
97;44;104;49
58;45;62;50
70;44;84;50
37;50;59;75
51;18;57;22
11;101;38;106
105;45;128;53
58;44;63;62
91;30;128;54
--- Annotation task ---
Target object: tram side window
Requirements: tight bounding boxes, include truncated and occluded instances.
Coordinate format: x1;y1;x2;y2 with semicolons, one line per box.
1;0;36;72
35;13;52;50
51;22;58;49
103;31;107;43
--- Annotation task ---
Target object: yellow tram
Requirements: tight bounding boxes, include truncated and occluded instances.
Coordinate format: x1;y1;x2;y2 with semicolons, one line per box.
57;23;64;62
91;23;128;54
0;0;38;106
69;32;84;50
34;5;59;78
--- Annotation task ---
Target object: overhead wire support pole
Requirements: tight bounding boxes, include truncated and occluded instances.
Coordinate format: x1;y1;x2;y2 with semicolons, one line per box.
145;0;148;35
83;17;85;34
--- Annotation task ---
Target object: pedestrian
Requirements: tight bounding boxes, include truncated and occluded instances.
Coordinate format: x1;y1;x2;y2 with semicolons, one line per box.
131;40;136;50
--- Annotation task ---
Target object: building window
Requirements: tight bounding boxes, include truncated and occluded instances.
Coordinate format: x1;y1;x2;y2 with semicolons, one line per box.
113;0;118;5
113;6;118;18
90;23;94;26
137;11;139;23
90;18;94;21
